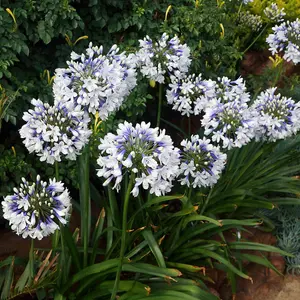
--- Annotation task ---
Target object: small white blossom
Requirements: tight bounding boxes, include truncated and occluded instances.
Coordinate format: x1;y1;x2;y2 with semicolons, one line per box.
96;121;180;197
2;176;71;240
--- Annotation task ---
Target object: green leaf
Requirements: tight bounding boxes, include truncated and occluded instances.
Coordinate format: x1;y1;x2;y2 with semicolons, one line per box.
183;215;222;227
189;248;251;280
1;257;14;299
122;263;182;279
228;242;293;257
142;229;166;268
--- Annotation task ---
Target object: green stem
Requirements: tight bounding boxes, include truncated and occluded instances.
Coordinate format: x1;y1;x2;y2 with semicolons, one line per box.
77;145;91;268
187;186;193;205
29;239;34;283
107;186;120;228
52;161;60;250
110;173;135;300
242;24;268;54
200;188;213;215
156;84;163;127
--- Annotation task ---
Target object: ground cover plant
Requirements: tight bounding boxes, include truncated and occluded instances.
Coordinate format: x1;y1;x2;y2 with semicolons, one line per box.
1;0;300;299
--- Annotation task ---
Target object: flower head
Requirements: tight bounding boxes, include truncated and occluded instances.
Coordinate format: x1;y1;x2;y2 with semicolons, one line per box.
2;175;71;240
136;33;191;83
202;101;256;149
264;3;285;22
178;136;226;188
20;99;91;164
252;87;300;141
97;122;180;197
166;74;216;116
267;19;300;65
238;11;263;32
53;42;137;119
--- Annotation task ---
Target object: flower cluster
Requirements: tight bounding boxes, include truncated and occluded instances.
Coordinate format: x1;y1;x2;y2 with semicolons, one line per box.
166;76;249;117
97;122;180;197
267;19;300;65
53;42;137;119
253;88;300;141
202;101;256;149
166;74;216;116
264;3;285;22
2;176;71;240
178;136;226;188
213;77;250;106
20;99;91;164
136;33;191;83
238;11;263;32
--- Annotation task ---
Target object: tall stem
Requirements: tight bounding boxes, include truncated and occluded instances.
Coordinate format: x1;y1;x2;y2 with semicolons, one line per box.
110;173;135;300
156;84;163;127
77;145;91;268
52;161;60;250
200;188;213;215
242;24;268;54
29;239;34;283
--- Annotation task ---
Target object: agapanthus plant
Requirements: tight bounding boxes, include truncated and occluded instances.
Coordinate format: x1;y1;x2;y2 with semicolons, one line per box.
20;99;91;164
178;136;227;188
202;101;256;149
136;33;191;83
264;3;285;22
238;11;263;32
267;19;300;65
2;175;71;240
53;42;137;119
97;121;180;197
252;87;300;141
166;74;216;116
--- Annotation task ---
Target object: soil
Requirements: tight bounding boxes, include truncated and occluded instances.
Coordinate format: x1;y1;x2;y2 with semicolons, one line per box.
271;275;300;300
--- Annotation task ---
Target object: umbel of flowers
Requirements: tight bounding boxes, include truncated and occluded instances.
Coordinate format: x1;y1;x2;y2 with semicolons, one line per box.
20;99;92;164
2;176;71;240
97;121;181;197
53;42;137;120
136;33;191;83
267;18;300;65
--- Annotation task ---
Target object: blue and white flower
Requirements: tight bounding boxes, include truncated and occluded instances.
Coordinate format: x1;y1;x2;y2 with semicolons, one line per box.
252;88;300;141
20;99;91;164
267;19;300;65
242;0;254;4
97;121;180;197
166;74;216;116
178;136;226;188
264;3;285;22
202;101;257;149
2;176;71;240
136;33;191;83
53;42;137;119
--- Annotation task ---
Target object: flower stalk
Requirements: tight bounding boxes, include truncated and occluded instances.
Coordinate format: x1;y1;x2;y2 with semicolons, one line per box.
111;173;135;300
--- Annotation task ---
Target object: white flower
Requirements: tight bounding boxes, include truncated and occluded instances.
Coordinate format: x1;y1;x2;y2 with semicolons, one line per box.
135;33;191;83
53;42;137;119
97;121;180;197
267;19;300;65
2;176;71;240
252;87;300;141
202;101;257;149
264;3;285;22
238;11;263;32
178;136;226;188
20;99;91;164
